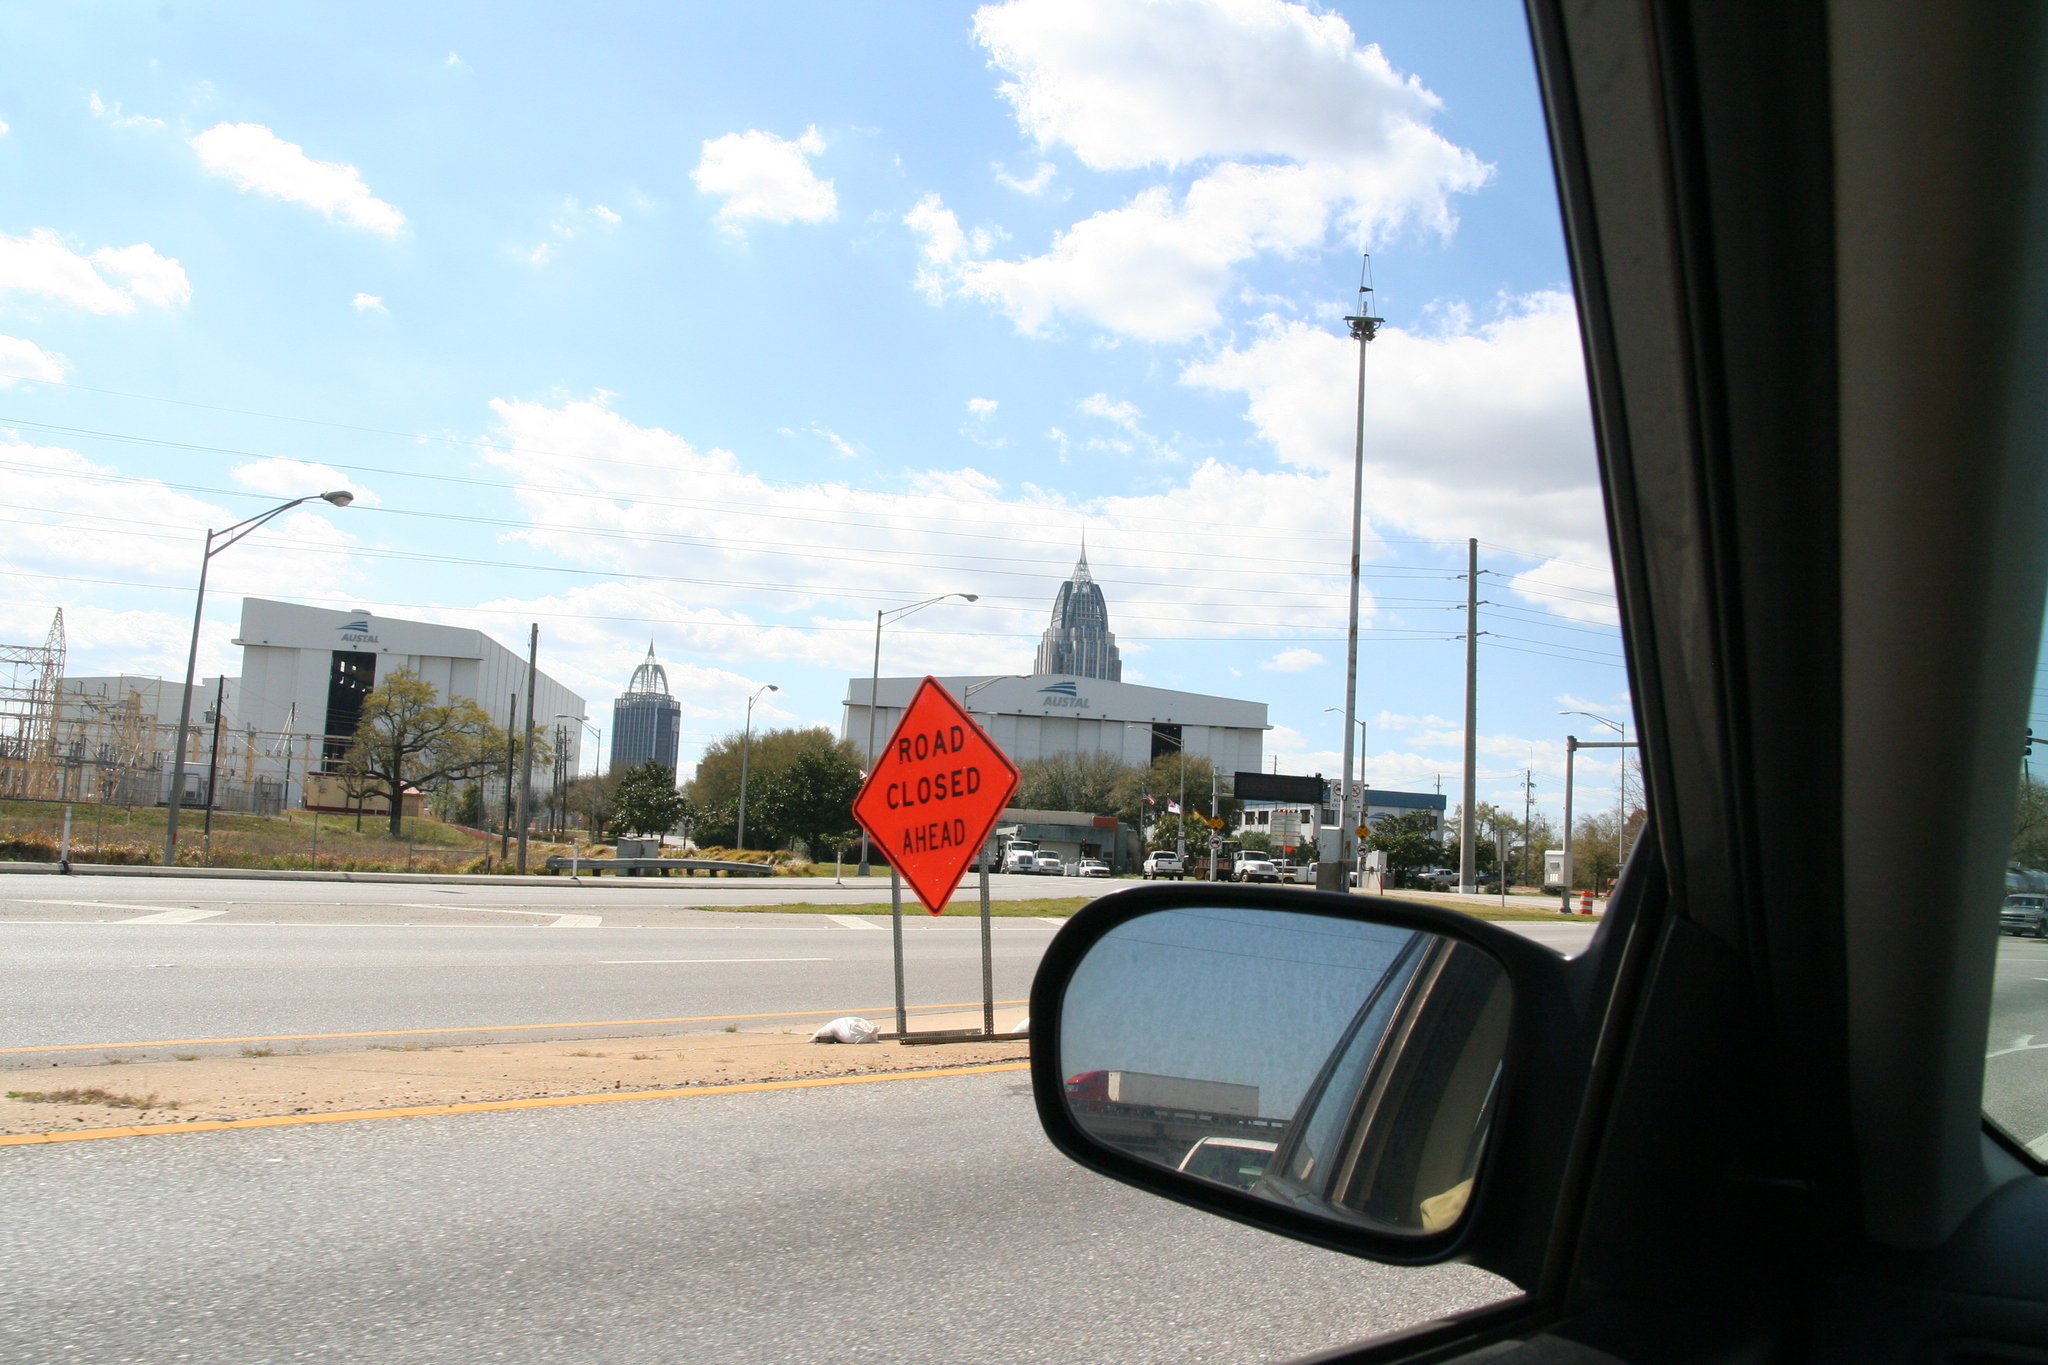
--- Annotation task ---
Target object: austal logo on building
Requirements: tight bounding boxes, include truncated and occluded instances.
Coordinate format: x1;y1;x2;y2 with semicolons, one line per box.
336;618;380;644
1038;680;1090;709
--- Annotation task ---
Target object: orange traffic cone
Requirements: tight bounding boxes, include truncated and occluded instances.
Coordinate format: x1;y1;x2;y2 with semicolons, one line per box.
1578;889;1594;915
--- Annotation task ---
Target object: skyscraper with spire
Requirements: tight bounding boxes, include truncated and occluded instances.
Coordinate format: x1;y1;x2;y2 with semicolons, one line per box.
1033;544;1123;681
609;643;681;773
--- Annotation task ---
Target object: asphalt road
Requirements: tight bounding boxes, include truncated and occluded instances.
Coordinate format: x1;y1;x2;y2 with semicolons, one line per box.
0;915;1060;1062
0;868;1088;922
0;1069;1515;1364
0;878;1598;1064
1982;933;2048;1155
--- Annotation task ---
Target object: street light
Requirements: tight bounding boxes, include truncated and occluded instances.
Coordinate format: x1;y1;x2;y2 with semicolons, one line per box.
163;491;353;866
553;714;598;838
857;591;978;875
735;683;778;852
1126;723;1190;863
1561;710;1632;873
1324;707;1370;853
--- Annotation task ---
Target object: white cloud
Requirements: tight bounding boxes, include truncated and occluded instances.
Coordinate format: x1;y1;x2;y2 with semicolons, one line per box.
967;397;999;418
915;0;1489;339
976;0;1457;172
0;335;69;386
1182;291;1607;582
593;203;621;226
691;127;836;231
445;52;468;70
0;437;368;677
995;161;1057;195
1263;647;1324;672
230;456;380;507
189;122;407;236
0;229;189;313
1079;392;1140;428
88;92;165;130
0;118;9;138
351;292;386;313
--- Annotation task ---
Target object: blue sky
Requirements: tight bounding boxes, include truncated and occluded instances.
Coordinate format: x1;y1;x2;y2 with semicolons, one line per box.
0;0;1632;821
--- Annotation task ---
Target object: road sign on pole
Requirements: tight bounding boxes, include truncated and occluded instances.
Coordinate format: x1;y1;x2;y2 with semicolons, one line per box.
852;677;1019;915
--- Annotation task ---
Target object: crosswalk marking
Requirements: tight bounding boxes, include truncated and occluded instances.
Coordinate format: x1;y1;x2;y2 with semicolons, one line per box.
118;908;227;924
827;915;885;930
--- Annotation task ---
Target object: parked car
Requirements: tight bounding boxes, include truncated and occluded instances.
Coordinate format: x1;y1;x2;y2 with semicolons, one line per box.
1230;854;1281;884
2002;893;2048;937
1174;1136;1279;1193
1074;859;1111;878
1141;852;1183;881
1410;867;1459;891
1034;852;1066;876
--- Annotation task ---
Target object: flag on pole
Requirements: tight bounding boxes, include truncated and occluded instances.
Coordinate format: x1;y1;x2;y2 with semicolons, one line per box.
1166;800;1183;814
1143;790;1156;806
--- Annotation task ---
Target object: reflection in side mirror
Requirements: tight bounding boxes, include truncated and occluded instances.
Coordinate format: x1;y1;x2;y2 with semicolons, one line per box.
1059;907;1511;1239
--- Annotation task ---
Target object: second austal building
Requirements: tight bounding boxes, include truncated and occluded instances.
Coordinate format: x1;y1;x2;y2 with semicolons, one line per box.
844;550;1267;776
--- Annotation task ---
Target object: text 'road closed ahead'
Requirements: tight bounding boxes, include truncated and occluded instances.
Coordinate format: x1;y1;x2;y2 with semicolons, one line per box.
851;678;1020;914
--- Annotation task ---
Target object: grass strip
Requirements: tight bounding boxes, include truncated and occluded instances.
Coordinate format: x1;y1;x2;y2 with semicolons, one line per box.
6;1087;178;1110
719;896;1097;917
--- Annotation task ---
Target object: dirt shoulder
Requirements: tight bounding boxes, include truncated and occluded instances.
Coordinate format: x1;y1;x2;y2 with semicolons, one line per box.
0;1009;1029;1137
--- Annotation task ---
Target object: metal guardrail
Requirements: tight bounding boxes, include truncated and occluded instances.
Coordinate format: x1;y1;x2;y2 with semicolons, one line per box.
541;855;774;878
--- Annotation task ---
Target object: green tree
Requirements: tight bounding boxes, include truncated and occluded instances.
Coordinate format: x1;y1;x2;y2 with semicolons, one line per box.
612;762;688;837
1238;830;1275;855
1108;752;1241;829
562;770;623;841
1366;810;1446;883
340;668;507;838
686;726;862;811
753;746;864;857
1013;750;1137;815
2016;775;2048;872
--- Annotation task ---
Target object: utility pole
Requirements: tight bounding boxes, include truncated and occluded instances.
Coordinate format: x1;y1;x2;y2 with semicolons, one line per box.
201;675;227;857
1327;262;1381;891
516;624;538;873
1459;537;1479;893
500;691;515;866
1521;767;1537;890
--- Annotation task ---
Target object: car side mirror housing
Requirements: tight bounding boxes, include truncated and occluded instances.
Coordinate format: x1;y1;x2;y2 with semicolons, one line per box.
1029;883;1582;1269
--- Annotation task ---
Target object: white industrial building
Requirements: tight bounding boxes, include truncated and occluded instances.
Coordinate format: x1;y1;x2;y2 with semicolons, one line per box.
231;599;586;809
845;673;1266;776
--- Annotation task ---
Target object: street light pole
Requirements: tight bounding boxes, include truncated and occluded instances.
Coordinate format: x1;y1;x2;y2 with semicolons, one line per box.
857;591;978;876
1562;709;1630;881
1334;274;1382;890
163;491;353;866
1324;708;1369;857
735;683;778;851
1126;724;1188;863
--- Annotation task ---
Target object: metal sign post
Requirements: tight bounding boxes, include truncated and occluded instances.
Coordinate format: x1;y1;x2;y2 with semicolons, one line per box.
851;676;1021;1042
980;838;995;1036
891;865;907;1036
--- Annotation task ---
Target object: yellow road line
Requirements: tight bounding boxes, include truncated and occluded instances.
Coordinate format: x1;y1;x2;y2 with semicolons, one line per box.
0;1062;1032;1147
0;1000;1029;1056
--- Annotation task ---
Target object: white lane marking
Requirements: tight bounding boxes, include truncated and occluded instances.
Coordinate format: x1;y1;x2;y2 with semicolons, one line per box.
1987;1035;2046;1058
827;915;884;930
22;900;217;912
117;908;227;924
550;914;602;928
601;957;833;964
1040;918;1069;926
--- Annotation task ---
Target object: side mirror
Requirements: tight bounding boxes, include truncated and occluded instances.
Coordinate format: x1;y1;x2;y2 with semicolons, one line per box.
1030;884;1563;1265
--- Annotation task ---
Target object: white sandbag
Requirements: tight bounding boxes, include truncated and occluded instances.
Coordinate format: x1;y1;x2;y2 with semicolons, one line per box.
810;1015;880;1044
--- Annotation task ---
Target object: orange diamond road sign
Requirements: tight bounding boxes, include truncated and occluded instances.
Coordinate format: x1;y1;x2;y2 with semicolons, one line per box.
851;677;1020;915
